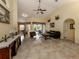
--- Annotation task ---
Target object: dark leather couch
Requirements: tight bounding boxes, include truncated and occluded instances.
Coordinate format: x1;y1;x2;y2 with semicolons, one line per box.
47;30;61;39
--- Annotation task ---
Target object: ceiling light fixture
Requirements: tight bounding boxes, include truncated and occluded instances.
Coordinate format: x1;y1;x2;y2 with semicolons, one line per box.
33;0;46;14
22;13;28;17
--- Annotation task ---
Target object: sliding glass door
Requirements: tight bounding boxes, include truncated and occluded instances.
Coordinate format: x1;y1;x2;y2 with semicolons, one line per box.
32;24;46;33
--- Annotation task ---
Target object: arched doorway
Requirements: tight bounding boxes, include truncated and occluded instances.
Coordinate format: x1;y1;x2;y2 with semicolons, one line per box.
64;18;75;42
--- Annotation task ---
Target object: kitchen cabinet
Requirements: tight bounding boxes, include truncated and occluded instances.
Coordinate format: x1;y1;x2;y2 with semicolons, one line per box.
0;48;9;59
0;34;21;59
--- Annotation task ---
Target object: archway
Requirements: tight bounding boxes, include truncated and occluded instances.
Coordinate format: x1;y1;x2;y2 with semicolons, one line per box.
63;18;75;42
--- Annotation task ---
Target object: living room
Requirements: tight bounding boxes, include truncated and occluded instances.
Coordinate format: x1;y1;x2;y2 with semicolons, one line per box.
0;0;79;59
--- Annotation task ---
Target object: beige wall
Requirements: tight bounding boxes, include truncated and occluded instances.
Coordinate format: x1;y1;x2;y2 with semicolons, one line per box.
18;17;47;23
47;2;79;44
0;0;18;40
26;18;47;23
8;0;18;29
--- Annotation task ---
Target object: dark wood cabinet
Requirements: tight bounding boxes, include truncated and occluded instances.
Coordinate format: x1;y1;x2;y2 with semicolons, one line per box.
0;48;9;59
0;55;2;59
0;36;21;59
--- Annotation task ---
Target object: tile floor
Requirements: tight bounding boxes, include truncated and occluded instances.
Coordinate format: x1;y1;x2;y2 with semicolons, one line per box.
13;38;79;59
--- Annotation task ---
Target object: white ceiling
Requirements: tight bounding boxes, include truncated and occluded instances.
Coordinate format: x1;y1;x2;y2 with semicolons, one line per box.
18;0;78;20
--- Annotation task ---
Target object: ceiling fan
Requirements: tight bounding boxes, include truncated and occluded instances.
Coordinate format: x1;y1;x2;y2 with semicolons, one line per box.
33;0;46;14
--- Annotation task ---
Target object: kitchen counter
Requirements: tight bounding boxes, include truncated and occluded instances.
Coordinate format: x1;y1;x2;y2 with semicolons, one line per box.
0;34;21;59
0;34;21;49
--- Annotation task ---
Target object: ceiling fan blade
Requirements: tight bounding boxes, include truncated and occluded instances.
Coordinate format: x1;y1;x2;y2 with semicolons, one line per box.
33;8;40;11
41;9;46;11
33;10;38;11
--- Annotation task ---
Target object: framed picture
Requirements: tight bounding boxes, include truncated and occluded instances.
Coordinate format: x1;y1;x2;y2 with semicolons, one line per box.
0;4;10;24
1;0;6;4
55;15;60;20
48;19;51;22
50;23;55;27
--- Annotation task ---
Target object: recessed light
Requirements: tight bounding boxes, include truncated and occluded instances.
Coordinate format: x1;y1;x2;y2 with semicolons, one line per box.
22;13;28;17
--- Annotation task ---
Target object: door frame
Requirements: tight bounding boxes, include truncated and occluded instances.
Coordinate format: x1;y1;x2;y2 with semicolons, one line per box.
63;18;75;42
18;22;26;32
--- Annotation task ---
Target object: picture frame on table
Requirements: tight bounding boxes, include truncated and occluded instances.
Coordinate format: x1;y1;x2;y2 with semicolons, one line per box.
0;4;10;24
